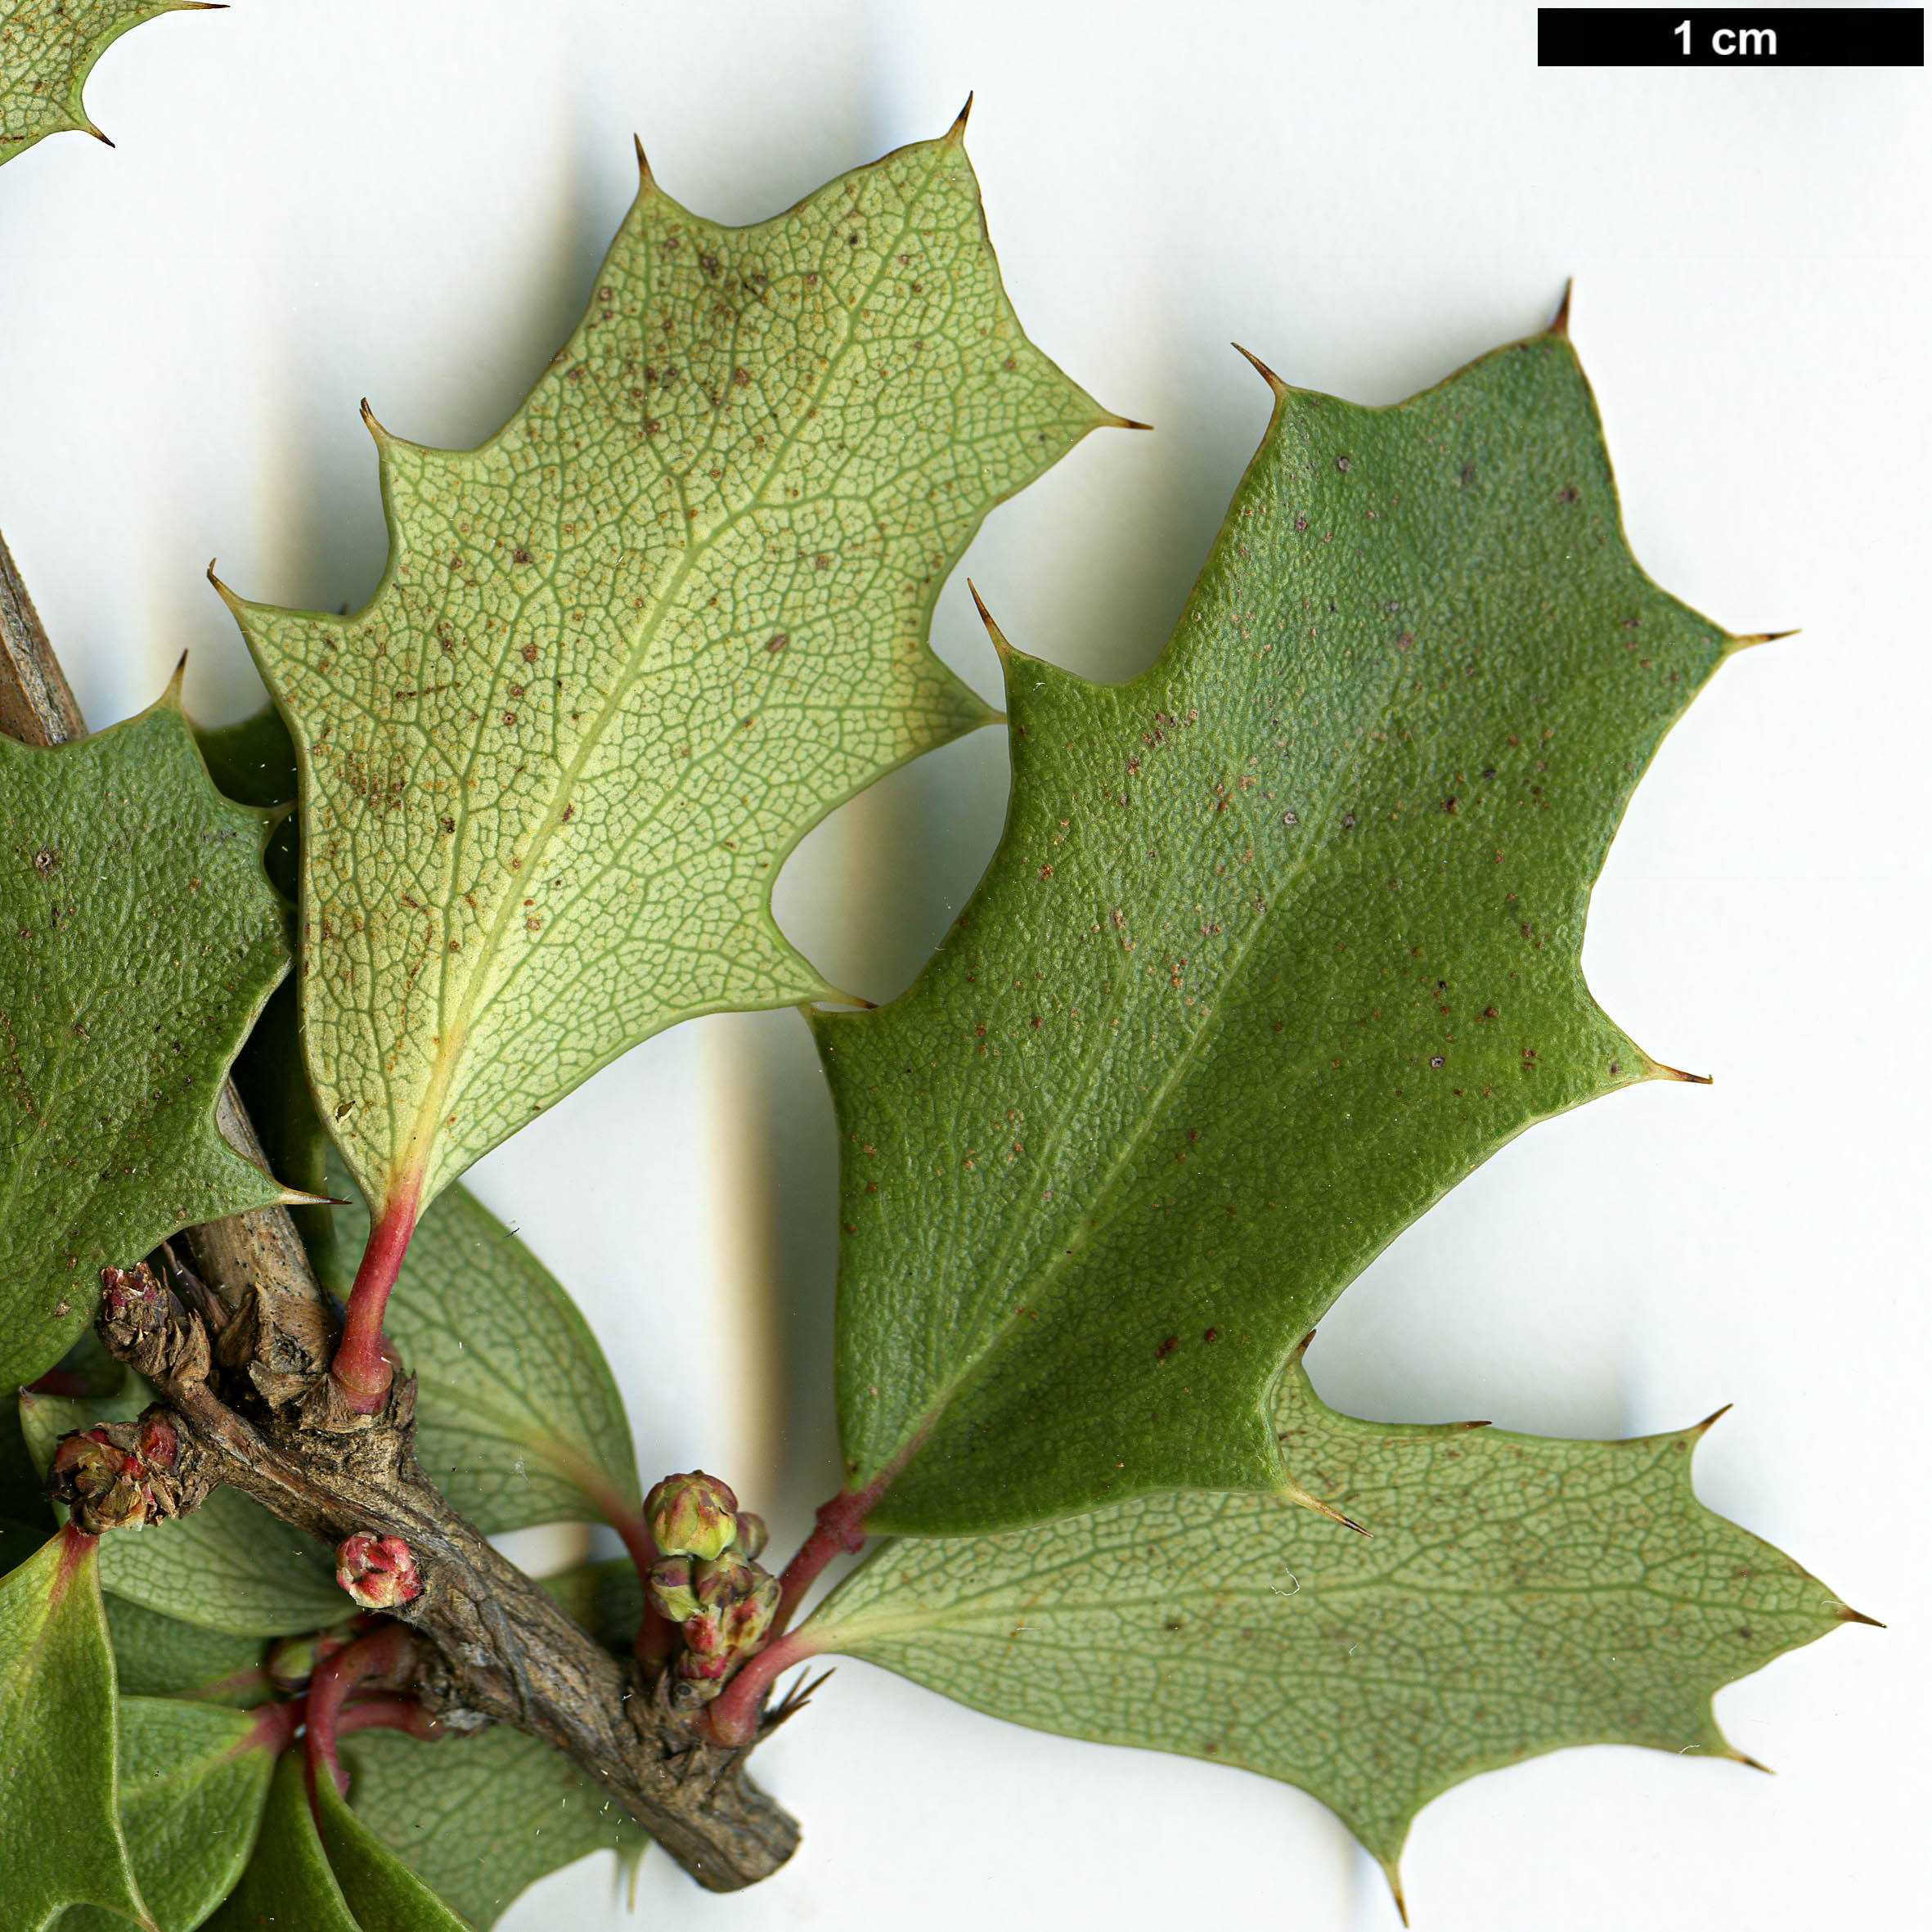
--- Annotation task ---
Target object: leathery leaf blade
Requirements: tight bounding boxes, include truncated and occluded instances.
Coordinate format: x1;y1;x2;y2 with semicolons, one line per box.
810;1353;1858;1903
0;1526;149;1930
0;0;204;165
0;690;296;1393
819;326;1750;1532
314;1772;472;1931
342;1726;645;1930
204;1750;358;1932
59;1696;275;1932
227;118;1117;1226
330;1152;640;1534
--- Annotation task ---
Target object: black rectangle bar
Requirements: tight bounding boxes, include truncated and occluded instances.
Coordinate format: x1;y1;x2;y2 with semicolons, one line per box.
1539;7;1925;65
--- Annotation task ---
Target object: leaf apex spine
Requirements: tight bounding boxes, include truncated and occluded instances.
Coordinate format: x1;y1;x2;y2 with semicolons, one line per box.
946;92;974;144
1641;1054;1713;1085
633;133;654;191
1723;627;1799;658
1231;341;1288;398
1839;1606;1886;1629
1691;1402;1733;1436
1547;278;1574;337
359;397;393;445
967;579;1014;663
1283;1479;1368;1536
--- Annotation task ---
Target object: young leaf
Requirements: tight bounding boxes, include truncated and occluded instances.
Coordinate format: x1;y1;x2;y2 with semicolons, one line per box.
222;118;1118;1234
191;703;298;811
0;0;207;166
340;1726;646;1930
330;1155;640;1534
21;1384;345;1636
0;1525;150;1930
204;1750;359;1932
819;326;1755;1533
59;1696;276;1932
0;686;298;1394
314;1772;474;1931
809;1355;1858;1899
102;1596;269;1705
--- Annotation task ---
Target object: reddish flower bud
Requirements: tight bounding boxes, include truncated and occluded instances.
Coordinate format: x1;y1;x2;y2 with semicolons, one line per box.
135;1410;178;1473
335;1533;422;1610
733;1511;769;1560
645;1471;739;1560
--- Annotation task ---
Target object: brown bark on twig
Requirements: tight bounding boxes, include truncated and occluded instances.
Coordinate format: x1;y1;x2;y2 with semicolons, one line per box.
2;530;800;1890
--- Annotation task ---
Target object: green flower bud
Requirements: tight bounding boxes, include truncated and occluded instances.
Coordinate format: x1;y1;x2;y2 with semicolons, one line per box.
733;1511;769;1560
645;1471;739;1560
648;1556;701;1623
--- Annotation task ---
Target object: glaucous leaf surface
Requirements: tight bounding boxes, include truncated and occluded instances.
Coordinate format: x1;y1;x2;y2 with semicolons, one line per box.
811;1354;1856;1895
225;122;1117;1225
60;1696;275;1932
0;0;200;164
820;327;1749;1533
205;1750;358;1932
330;1153;638;1533
21;1383;344;1635
341;1725;646;1930
0;1526;148;1930
0;690;295;1392
315;1774;474;1931
102;1596;268;1705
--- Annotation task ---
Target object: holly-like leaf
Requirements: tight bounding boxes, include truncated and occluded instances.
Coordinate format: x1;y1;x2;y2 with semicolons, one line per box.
0;1525;149;1930
0;0;207;166
340;1726;646;1930
0;686;299;1394
59;1696;276;1932
330;1154;639;1534
103;1596;268;1705
808;1354;1859;1901
314;1772;474;1931
204;1750;358;1932
21;1384;345;1636
222;118;1119;1231
820;325;1758;1534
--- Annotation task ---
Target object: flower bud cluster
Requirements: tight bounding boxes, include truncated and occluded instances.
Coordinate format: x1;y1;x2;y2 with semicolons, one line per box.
335;1532;423;1610
643;1472;779;1696
47;1404;186;1535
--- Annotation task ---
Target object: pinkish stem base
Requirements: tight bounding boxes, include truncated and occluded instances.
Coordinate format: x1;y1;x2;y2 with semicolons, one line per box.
772;1478;887;1636
331;1189;420;1413
703;1629;827;1748
303;1624;414;1800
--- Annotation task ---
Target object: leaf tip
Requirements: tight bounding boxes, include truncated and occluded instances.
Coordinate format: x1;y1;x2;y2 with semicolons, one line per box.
1547;278;1574;337
1728;1748;1776;1777
1107;413;1154;433
1839;1605;1886;1629
1691;1402;1733;1436
359;397;393;447
1641;1054;1713;1086
1231;341;1288;398
161;650;190;707
1723;627;1800;658
968;579;1014;664
1380;1860;1410;1926
1283;1479;1368;1537
946;92;974;145
633;133;655;191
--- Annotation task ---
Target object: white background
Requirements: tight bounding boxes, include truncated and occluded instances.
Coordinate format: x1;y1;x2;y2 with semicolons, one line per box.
2;2;1924;1928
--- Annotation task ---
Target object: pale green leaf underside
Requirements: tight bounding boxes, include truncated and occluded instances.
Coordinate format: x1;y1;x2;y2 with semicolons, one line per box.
330;1152;640;1534
21;1384;345;1635
343;1726;645;1930
821;330;1741;1533
0;695;294;1394
812;1358;1853;1883
231;127;1113;1220
0;1529;148;1930
60;1696;273;1932
0;0;195;164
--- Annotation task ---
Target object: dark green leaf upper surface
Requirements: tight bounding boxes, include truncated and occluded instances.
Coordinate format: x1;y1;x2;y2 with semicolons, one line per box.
332;1156;640;1534
59;1696;275;1932
811;1356;1854;1891
0;692;294;1392
820;331;1741;1533
315;1773;474;1930
0;1526;148;1930
205;1750;358;1932
341;1727;645;1929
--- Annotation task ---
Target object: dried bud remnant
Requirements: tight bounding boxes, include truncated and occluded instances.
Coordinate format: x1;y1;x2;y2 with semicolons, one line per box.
645;1470;739;1560
335;1533;422;1610
49;1430;148;1534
